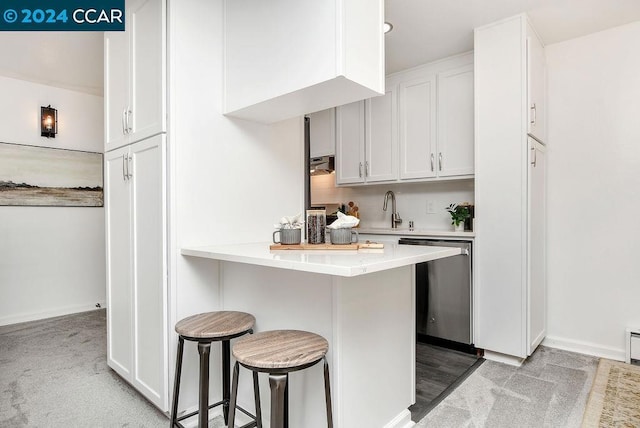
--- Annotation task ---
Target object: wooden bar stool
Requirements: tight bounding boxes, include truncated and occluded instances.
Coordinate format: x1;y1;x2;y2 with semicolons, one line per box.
228;330;333;428
171;311;261;428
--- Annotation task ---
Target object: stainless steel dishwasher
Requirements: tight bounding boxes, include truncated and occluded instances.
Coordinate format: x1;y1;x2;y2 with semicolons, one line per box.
399;238;473;352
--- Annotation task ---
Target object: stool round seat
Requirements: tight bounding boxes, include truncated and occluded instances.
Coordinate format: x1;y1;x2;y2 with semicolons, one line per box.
171;311;259;428
175;311;255;340
233;330;329;372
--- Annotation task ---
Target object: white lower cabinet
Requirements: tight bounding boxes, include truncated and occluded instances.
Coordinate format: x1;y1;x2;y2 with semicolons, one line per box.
105;134;168;411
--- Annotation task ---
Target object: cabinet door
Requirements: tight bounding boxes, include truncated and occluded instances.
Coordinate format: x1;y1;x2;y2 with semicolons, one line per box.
527;23;546;142
309;108;336;158
336;101;365;184
528;138;546;355
437;65;474;177
399;75;437;180
128;0;166;143
366;88;397;182
130;135;168;410
104;30;130;152
105;146;133;379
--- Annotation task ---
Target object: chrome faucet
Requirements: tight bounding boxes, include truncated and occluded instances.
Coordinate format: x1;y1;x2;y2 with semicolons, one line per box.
383;190;403;229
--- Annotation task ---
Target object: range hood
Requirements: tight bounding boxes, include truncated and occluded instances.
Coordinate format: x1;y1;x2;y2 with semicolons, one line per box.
310;156;335;176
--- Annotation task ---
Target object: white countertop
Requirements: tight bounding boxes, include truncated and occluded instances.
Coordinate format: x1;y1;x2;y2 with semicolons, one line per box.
358;227;475;238
181;241;461;277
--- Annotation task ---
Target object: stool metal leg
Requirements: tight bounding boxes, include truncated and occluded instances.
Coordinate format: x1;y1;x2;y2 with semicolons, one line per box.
228;361;240;428
284;380;289;428
222;340;231;425
269;374;288;428
198;342;211;428
170;337;185;427
323;357;334;428
253;371;263;428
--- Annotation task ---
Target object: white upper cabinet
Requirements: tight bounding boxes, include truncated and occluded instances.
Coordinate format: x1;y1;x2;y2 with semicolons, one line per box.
437;64;474;177
397;55;474;182
335;90;398;185
366;89;398;182
104;30;130;151
336;101;366;184
223;0;384;123
527;22;546;143
104;0;166;152
333;52;474;186
399;75;437;180
309;108;336;158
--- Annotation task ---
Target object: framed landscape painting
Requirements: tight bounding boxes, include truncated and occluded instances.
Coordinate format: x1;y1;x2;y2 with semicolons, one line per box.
0;142;103;207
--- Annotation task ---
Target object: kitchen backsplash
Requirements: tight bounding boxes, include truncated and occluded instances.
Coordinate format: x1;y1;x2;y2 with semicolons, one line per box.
311;174;474;231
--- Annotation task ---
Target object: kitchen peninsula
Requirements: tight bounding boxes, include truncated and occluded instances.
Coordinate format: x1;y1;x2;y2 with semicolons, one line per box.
181;241;460;428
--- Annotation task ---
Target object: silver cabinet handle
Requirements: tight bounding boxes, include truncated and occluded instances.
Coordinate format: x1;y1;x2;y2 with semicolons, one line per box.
359;162;363;178
122;109;127;135
122;153;127;180
439;153;443;171
531;147;537;167
127;154;132;178
126;108;133;133
530;103;537;125
430;153;434;171
365;161;369;177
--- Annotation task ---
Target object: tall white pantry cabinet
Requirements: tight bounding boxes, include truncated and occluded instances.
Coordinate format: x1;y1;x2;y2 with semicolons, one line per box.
474;14;547;360
104;0;168;411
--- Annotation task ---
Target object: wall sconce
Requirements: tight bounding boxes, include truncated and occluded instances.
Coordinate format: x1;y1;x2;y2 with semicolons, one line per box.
41;105;58;138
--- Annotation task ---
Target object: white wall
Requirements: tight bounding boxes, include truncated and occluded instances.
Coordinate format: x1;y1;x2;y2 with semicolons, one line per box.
0;76;105;326
312;175;474;230
544;21;640;359
168;0;304;409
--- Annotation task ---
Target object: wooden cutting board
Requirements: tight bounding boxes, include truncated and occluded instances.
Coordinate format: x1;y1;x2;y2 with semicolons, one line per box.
270;242;383;250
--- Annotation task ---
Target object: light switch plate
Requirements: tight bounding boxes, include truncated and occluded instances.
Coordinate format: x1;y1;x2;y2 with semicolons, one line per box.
427;200;436;214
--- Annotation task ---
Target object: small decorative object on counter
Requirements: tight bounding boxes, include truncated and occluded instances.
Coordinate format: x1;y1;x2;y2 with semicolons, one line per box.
273;213;304;244
327;212;360;245
446;203;471;232
273;228;301;245
329;228;359;245
409;220;414;231
306;209;326;244
327;211;360;229
346;201;360;227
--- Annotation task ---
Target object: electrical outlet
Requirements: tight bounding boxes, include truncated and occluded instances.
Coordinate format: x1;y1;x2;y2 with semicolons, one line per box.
427;200;436;214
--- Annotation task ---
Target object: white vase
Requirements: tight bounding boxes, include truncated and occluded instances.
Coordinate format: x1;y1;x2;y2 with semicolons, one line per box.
454;222;465;232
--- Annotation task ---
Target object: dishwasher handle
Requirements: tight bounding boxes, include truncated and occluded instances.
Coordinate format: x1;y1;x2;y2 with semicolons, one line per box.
398;238;470;256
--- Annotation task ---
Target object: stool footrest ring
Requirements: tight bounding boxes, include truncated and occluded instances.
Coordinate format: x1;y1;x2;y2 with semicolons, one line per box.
173;400;259;428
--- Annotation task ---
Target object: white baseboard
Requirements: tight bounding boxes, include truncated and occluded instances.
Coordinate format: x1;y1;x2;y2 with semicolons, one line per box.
542;335;625;362
483;350;525;367
0;301;106;327
384;409;415;428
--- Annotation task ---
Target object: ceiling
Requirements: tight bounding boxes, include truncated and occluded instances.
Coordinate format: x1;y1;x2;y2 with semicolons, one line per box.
0;32;103;96
385;0;640;74
1;1;640;95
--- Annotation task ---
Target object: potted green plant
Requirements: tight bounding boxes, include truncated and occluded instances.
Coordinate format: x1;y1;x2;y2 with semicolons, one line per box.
446;203;470;231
